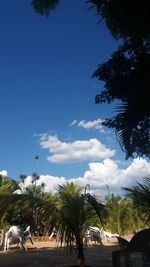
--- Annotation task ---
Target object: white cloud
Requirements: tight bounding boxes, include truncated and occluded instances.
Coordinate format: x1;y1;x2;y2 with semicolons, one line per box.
78;119;104;130
22;158;150;199
0;170;7;177
71;158;150;196
70;119;105;132
70;120;77;126
21;175;66;195
39;135;115;163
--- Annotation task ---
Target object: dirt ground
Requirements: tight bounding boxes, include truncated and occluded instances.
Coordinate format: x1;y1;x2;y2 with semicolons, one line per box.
0;235;138;267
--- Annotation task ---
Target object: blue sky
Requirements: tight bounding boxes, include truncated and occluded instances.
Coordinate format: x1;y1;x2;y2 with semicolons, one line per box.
0;0;150;198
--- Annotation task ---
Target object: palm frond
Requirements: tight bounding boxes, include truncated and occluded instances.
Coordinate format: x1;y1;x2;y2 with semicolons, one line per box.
123;176;150;221
0;180;19;194
85;193;106;226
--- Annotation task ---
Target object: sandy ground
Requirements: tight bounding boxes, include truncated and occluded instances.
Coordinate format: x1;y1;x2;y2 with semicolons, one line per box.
0;235;141;267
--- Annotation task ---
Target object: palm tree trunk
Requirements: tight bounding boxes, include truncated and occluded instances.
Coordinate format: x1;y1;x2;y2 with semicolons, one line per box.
75;238;85;267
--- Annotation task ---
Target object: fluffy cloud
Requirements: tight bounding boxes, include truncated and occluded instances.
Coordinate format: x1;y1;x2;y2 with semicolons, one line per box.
72;158;150;196
70;119;105;132
39;135;115;163
0;170;7;177
22;158;150;199
20;175;66;194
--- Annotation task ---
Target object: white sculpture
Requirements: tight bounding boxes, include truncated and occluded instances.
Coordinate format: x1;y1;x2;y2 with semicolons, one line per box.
4;225;33;252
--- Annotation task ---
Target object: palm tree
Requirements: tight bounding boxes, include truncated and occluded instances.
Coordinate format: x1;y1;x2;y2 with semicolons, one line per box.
0;181;105;266
123;176;150;225
0;176;21;240
24;183;45;198
0;175;19;226
0;175;46;231
0;175;19;194
54;182;92;267
105;194;136;235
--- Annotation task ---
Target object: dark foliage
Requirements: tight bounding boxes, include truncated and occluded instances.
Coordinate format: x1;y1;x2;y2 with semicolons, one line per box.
93;43;150;158
85;193;107;226
31;0;59;16
89;0;150;158
88;0;150;41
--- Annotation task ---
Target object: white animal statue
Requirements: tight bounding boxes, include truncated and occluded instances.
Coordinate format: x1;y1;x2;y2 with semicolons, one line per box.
100;228;119;241
4;225;33;252
84;226;103;246
84;226;119;246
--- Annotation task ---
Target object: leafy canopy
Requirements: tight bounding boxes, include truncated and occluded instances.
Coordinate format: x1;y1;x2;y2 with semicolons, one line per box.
31;0;59;16
89;0;150;159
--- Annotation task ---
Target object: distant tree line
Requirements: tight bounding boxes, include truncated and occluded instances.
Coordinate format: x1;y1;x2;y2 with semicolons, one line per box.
0;174;150;266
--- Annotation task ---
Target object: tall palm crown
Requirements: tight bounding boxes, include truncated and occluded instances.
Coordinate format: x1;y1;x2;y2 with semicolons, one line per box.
55;182;94;266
